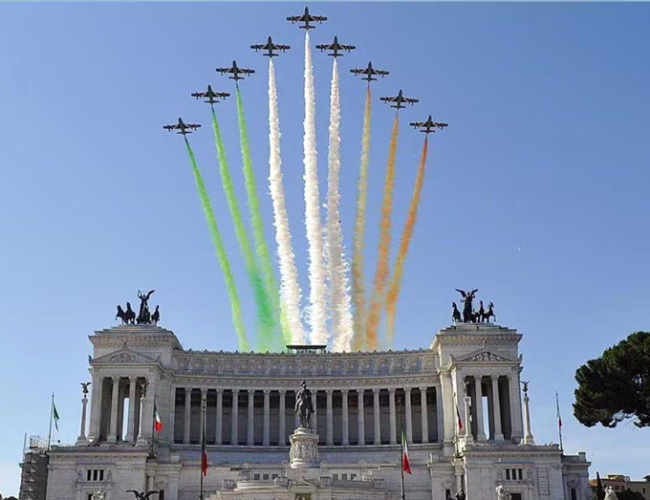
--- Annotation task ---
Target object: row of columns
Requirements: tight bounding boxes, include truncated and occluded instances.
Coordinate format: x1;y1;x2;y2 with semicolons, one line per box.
176;387;440;446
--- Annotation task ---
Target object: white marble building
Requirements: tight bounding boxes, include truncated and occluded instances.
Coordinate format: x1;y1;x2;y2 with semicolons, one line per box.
46;322;591;500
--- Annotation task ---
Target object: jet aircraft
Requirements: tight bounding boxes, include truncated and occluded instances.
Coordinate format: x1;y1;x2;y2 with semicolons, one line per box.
163;118;201;135
410;115;449;134
251;36;290;57
286;7;327;30
191;85;230;105
216;61;255;81
380;90;419;109
315;36;355;57
350;61;390;82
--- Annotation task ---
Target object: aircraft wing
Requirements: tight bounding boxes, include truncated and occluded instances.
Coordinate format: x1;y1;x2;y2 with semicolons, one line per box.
163;125;176;131
404;98;419;104
311;15;327;22
350;69;365;75
276;44;290;51
314;43;331;51
380;96;397;103
190;92;204;99
410;121;425;127
216;68;231;74
286;15;302;22
240;68;255;74
250;44;265;50
187;124;201;130
375;70;389;76
340;44;356;51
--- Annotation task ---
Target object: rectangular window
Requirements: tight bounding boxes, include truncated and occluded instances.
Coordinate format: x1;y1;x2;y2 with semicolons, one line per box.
446;490;452;500
263;474;269;480
87;470;92;481
93;470;98;481
159;491;164;500
351;474;357;480
272;474;278;480
99;470;104;481
342;474;348;480
506;470;511;480
571;488;577;500
254;474;260;480
518;469;523;481
333;474;338;480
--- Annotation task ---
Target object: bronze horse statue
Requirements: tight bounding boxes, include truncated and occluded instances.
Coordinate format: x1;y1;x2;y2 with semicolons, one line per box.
294;380;314;429
455;289;478;322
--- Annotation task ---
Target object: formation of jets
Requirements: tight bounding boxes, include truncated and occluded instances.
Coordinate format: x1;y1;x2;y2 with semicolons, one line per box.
410;115;449;134
380;90;419;110
191;85;230;105
166;8;448;136
251;36;290;58
315;36;355;57
163;118;201;135
216;60;255;81
350;61;389;82
286;6;327;30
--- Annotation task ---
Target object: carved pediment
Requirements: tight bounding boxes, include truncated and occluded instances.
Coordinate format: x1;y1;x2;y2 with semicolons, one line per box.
454;348;513;363
91;347;158;365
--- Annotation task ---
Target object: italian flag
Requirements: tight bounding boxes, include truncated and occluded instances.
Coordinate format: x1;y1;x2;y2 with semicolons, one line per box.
456;402;463;431
153;403;163;433
401;429;412;474
53;402;60;431
201;431;208;477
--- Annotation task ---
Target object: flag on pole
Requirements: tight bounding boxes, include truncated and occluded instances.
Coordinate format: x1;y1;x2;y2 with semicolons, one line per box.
556;393;563;429
153;403;163;433
201;428;208;477
52;401;60;431
455;401;463;431
401;428;412;474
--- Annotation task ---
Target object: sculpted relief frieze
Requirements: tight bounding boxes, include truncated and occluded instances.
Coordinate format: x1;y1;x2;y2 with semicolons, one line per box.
170;350;436;379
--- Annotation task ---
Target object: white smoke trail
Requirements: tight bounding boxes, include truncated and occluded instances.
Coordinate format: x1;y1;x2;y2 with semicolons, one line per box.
268;59;306;345
303;31;328;345
326;59;354;352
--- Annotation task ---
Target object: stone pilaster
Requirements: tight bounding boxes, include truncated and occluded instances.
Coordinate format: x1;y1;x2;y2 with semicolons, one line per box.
342;389;350;445
247;390;255;446
107;376;120;443
389;388;397;445
463;392;474;445
491;376;504;441
87;373;103;442
125;377;137;443
373;388;381;445
420;387;428;444
310;391;318;432
475;376;486;441
263;389;271;446
357;389;365;445
76;392;89;446
326;389;334;446
216;389;223;445
405;388;413;443
183;388;191;445
278;390;286;446
231;389;239;446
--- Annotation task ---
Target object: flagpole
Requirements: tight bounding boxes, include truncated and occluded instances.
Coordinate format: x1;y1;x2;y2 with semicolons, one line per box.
150;393;157;458
556;392;564;452
47;393;54;451
398;397;405;500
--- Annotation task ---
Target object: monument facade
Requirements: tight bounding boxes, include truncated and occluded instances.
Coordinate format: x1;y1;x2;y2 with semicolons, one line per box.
45;318;590;500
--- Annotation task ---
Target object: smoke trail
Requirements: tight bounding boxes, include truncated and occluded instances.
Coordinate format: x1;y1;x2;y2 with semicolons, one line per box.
351;85;372;352
366;113;400;350
326;59;354;353
268;59;306;345
235;86;284;351
303;31;328;345
211;107;277;352
183;137;249;351
385;136;429;345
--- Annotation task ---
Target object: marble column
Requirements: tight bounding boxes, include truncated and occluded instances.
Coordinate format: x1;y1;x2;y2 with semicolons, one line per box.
491;376;504;441
439;372;455;448
310;391;318;432
389;388;397;445
463;392;474;444
326;390;334;445
125;377;137;442
278;390;286;446
87;374;103;442
475;376;487;441
373;388;381;445
136;381;148;446
183;388;192;444
107;376;120;443
263;390;271;446
216;389;223;445
435;385;444;443
509;372;524;440
522;385;535;445
168;386;176;444
405;388;413;443
231;389;239;446
247;390;255;446
77;390;89;445
342;389;350;445
200;389;207;444
420;387;429;444
357;390;365;446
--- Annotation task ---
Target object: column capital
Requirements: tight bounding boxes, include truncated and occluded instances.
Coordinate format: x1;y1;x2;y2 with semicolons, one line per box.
112;375;121;382
216;388;224;394
373;388;381;394
201;387;208;398
248;389;255;395
232;388;240;394
341;388;349;395
263;389;271;395
326;388;334;395
278;389;286;395
388;387;396;394
404;387;412;394
357;388;365;394
129;375;138;382
419;386;428;392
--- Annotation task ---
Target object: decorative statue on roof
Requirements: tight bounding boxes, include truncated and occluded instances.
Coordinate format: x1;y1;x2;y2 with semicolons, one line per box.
295;380;314;429
137;290;155;324
455;289;478;322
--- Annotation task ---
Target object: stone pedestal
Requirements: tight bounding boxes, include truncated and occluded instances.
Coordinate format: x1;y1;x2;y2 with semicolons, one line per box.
289;427;319;469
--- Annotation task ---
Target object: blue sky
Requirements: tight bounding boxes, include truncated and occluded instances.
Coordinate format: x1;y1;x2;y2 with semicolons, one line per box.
1;2;649;495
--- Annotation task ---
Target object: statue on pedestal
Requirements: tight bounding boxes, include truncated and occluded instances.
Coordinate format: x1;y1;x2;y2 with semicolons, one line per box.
497;485;511;500
294;380;314;429
137;290;155;324
455;289;478;322
605;486;618;500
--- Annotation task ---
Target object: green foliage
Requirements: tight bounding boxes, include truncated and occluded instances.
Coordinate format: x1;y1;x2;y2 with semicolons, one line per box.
644;475;650;482
574;332;650;428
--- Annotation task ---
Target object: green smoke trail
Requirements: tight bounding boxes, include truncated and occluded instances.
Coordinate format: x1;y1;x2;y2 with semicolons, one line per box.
183;137;249;352
235;87;285;349
211;107;276;352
